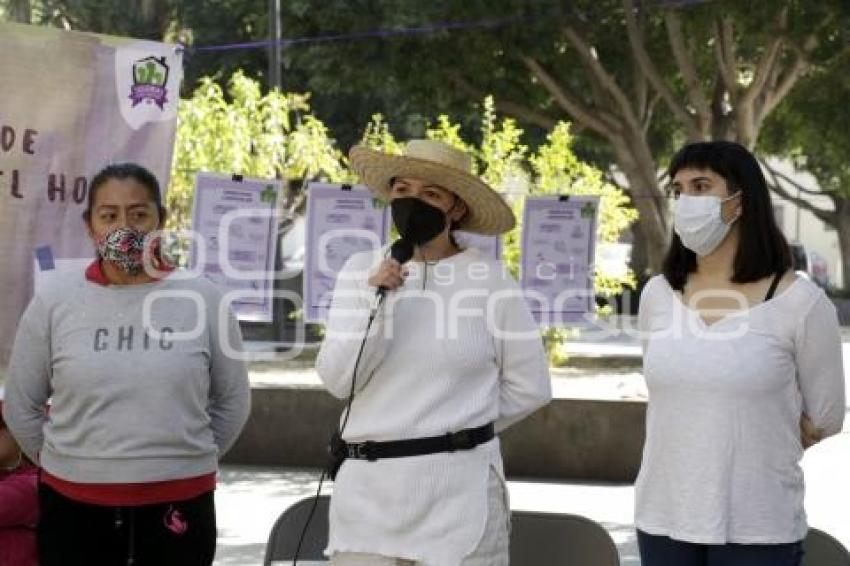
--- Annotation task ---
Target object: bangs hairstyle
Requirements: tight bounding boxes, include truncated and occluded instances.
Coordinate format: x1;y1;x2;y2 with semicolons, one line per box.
662;141;791;290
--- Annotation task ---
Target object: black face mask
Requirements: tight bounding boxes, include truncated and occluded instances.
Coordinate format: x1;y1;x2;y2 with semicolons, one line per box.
390;197;449;245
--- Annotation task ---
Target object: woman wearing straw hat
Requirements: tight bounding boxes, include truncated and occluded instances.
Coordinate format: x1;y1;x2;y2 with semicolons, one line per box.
316;139;552;565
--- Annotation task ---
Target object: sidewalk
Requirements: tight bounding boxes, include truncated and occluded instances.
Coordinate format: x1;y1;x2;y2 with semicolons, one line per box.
215;427;850;566
213;465;641;566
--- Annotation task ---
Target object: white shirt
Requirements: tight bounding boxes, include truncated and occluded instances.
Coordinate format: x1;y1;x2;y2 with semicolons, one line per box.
636;275;846;544
316;246;551;565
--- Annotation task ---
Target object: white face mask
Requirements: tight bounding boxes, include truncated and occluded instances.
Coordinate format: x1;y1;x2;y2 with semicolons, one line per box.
673;194;740;256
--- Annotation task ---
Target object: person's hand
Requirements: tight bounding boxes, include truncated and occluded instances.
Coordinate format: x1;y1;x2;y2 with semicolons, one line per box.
367;258;406;291
800;413;824;449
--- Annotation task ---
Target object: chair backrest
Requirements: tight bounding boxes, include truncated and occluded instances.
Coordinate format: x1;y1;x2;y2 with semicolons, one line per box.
510;510;620;566
803;528;850;566
263;495;331;566
263;499;622;565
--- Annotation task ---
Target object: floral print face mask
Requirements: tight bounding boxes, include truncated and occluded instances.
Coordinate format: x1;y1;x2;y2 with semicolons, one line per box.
95;226;151;275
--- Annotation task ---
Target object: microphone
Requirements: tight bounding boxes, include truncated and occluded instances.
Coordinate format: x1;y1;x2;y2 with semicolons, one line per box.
377;238;414;298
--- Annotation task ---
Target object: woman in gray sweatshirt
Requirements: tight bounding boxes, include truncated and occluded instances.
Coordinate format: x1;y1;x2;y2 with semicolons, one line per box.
3;163;251;566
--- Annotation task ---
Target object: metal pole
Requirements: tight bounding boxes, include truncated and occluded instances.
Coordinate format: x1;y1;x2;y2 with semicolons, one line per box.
269;0;282;91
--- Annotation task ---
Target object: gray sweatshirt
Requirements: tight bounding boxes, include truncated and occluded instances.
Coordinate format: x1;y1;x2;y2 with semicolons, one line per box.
3;272;251;484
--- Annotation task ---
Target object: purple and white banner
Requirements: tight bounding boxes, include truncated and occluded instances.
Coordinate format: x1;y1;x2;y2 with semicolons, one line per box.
0;22;182;377
304;183;390;323
520;196;599;327
190;173;281;322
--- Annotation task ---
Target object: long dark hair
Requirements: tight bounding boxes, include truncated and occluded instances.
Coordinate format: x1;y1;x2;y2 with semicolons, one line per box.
662;141;791;290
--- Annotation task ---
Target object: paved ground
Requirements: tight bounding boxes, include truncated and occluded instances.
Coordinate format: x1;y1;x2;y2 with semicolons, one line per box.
212;464;642;566
215;428;850;565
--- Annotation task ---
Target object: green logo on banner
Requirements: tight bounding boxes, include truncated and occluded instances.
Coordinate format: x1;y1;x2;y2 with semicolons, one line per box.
130;56;169;109
261;185;277;204
134;59;167;86
581;202;596;219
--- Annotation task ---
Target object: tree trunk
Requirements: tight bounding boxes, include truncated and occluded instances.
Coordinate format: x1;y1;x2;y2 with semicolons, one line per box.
609;136;671;274
834;201;850;290
8;0;31;23
629;220;650;280
625;185;669;275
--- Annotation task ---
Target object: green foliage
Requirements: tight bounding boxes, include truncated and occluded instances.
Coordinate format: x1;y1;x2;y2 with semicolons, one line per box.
169;71;347;232
12;0;849;177
143;64;637;363
529;123;639;297
360;114;404;155
0;0;175;38
425;115;476;158
760;59;850;198
174;74;641;290
543;327;581;367
478;97;528;191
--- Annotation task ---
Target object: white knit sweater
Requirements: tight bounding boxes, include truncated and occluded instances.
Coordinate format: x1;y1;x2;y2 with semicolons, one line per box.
316;246;552;565
4;272;251;483
636;275;846;544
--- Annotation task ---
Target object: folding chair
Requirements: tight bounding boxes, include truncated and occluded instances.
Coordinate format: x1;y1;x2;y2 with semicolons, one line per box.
264;498;623;565
803;528;850;566
263;495;331;565
510;510;620;566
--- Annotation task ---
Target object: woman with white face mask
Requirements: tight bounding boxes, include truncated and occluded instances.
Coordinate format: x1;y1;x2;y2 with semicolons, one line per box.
635;141;846;566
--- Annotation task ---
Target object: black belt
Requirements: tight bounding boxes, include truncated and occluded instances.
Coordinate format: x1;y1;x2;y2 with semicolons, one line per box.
327;423;494;479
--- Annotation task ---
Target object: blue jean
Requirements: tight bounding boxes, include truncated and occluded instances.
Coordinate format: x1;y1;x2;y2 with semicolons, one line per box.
637;530;804;566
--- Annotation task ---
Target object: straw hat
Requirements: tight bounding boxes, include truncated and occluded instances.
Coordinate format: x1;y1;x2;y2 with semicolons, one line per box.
349;139;516;235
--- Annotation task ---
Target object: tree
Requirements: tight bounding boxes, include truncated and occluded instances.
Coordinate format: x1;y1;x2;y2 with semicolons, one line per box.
0;0;174;37
271;0;850;274
0;0;31;22
759;55;850;289
0;0;419;131
10;0;847;278
169;1;271;96
169;71;349;251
